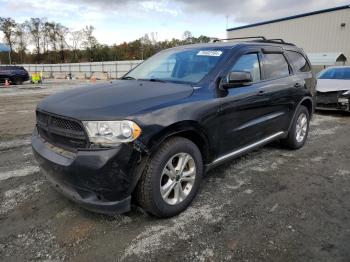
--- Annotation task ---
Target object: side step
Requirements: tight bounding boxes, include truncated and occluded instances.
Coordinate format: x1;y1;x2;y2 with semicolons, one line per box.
205;131;286;171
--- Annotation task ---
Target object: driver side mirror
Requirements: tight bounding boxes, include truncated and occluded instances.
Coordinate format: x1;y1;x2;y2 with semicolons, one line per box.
221;71;253;89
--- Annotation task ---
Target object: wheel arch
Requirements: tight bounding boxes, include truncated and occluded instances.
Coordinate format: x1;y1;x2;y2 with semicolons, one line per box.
300;97;313;118
10;75;23;85
145;120;213;165
288;96;314;132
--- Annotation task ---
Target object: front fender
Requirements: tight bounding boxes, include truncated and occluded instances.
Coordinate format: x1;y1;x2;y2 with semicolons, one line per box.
145;120;213;163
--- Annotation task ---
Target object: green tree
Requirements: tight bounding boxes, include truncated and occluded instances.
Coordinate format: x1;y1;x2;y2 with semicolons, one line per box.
82;25;99;61
14;23;27;63
25;18;43;62
0;17;17;63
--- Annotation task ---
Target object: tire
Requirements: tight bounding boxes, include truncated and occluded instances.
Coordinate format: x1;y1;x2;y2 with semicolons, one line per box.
136;137;203;218
12;77;23;85
282;105;310;149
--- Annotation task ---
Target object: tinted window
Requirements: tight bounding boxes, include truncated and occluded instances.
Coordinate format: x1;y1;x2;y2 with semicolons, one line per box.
263;54;290;80
286;51;310;72
231;54;261;82
318;67;350;80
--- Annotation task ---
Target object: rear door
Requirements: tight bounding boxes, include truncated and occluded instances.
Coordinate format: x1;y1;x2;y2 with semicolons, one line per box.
258;48;296;135
285;50;315;109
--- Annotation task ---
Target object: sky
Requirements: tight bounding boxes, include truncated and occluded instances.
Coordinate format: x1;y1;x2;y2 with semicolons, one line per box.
0;0;349;45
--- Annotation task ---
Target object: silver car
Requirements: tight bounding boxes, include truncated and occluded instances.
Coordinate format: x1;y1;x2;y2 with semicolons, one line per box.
316;66;350;112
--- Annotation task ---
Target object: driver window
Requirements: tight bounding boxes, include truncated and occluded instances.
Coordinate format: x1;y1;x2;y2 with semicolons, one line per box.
231;53;261;82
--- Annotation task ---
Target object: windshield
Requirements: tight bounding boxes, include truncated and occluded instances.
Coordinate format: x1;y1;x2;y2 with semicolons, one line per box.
318;67;350;80
124;48;227;84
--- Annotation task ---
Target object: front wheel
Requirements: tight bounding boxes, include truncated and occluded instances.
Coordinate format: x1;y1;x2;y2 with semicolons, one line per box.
282;105;310;149
136;137;203;218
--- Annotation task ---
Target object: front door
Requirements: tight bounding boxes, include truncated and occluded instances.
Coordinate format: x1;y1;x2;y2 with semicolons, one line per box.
215;51;272;156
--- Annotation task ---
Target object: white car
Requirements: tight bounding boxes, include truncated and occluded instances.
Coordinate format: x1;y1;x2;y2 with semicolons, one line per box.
316;66;350;112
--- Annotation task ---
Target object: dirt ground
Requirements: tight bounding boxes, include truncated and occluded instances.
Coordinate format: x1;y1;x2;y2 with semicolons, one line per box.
0;80;349;262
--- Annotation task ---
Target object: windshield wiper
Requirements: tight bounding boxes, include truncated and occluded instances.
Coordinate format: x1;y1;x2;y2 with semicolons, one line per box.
121;76;136;80
139;78;167;83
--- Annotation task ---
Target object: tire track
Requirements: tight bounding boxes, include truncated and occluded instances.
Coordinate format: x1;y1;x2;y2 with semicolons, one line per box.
0;137;31;151
0;166;39;181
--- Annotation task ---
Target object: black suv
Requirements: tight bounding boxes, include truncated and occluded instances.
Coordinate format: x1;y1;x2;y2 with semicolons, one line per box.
0;65;29;85
32;37;316;217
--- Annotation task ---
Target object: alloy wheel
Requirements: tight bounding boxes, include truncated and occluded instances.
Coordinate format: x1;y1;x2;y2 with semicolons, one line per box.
160;153;196;205
296;113;308;143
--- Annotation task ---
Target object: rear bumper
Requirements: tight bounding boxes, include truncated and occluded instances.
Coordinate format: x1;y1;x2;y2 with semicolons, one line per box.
32;128;142;215
22;74;30;82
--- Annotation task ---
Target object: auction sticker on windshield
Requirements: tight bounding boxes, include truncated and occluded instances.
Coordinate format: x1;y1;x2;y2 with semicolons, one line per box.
197;50;223;57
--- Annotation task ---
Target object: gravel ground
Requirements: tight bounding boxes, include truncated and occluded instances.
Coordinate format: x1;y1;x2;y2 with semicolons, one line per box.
0;80;349;261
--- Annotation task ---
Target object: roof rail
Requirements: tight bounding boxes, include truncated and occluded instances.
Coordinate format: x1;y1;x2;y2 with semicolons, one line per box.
253;38;296;46
212;36;267;42
268;38;285;43
212;36;296;46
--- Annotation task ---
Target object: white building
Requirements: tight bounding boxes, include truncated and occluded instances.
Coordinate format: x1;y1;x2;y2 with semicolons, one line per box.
227;5;350;66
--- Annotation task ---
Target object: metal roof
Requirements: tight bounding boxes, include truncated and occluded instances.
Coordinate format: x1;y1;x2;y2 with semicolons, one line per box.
307;52;347;66
0;43;10;52
227;5;350;31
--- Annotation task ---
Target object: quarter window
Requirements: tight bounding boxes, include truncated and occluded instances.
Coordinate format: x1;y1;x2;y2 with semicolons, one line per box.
263;53;290;80
231;53;261;82
286;51;311;72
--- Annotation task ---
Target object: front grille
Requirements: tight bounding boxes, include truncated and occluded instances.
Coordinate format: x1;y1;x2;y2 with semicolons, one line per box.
316;91;342;104
36;110;89;151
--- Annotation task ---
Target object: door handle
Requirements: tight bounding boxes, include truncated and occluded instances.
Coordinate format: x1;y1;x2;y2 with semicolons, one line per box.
294;83;302;88
257;90;265;96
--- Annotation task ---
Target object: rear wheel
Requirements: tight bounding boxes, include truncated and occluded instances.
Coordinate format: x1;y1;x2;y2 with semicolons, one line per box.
12;77;23;85
136;137;203;217
282;105;310;149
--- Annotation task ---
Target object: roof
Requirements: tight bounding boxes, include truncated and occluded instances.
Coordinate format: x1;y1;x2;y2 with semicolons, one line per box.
169;40;300;51
0;43;10;52
307;52;347;66
227;5;350;31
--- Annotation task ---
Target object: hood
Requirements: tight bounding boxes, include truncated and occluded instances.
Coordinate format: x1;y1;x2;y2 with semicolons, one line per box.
316;79;350;92
37;80;193;120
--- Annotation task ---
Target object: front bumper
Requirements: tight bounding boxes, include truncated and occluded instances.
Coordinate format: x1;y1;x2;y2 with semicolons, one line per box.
316;93;350;111
32;128;142;215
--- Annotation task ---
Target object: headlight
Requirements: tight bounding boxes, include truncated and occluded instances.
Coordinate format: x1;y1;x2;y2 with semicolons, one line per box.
83;120;141;146
343;90;350;95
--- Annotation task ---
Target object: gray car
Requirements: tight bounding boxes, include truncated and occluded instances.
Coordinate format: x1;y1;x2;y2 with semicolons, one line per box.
316;66;350;111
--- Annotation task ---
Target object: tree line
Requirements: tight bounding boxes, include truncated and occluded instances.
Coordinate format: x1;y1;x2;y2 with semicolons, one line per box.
0;17;212;64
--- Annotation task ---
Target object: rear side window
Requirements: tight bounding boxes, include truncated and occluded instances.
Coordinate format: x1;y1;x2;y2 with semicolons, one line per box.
263;53;290;80
286;51;311;72
231;53;261;82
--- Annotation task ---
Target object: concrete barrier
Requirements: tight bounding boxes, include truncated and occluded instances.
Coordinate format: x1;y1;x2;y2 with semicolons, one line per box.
92;72;109;80
41;72;52;79
73;72;86;79
52;72;67;79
